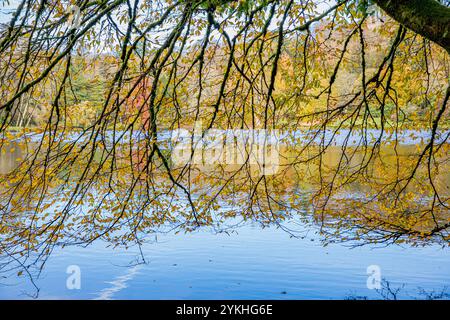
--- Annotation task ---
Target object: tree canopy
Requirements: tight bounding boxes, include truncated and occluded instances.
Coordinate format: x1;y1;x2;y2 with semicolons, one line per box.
0;0;449;279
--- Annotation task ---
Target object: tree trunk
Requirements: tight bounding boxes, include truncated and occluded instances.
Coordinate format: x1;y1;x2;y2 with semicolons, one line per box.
373;0;450;53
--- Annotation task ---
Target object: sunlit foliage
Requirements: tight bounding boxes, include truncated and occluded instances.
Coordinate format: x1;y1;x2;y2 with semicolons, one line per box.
0;0;448;280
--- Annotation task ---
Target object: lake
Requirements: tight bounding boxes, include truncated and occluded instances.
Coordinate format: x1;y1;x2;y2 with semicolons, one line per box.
0;129;448;299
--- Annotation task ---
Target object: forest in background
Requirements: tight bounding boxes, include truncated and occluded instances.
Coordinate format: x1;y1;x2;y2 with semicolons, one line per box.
2;8;448;131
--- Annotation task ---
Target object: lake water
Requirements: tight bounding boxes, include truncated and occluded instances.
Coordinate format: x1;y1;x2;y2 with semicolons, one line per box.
0;130;448;299
0;221;449;300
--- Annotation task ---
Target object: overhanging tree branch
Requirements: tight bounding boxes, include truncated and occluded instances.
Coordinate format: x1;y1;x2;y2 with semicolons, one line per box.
373;0;450;52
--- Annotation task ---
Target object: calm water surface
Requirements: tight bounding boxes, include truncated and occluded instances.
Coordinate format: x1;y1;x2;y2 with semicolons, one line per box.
0;222;448;299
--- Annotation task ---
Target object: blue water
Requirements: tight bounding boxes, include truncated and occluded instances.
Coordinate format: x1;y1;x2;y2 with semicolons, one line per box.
1;221;448;300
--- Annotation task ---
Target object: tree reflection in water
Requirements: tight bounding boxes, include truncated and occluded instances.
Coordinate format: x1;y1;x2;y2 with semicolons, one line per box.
0;130;448;298
346;279;449;300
